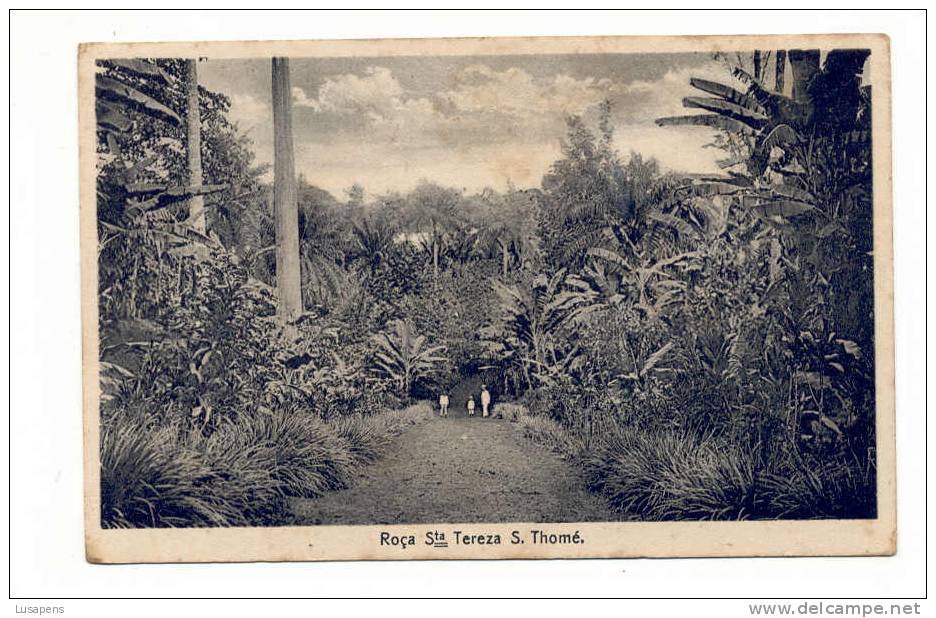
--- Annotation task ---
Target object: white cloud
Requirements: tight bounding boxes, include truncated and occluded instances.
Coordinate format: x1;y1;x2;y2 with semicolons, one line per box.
441;64;612;117
294;140;564;197
278;60;733;192
291;86;316;108
292;66;419;124
226;94;270;129
613;125;721;174
287;64;619;148
611;60;744;123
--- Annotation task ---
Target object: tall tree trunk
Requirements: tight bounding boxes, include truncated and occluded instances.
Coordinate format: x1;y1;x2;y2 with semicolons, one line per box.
788;49;821;103
752;50;762;82
184;59;206;235
431;222;439;278
272;57;303;323
501;240;509;277
775;49;787;94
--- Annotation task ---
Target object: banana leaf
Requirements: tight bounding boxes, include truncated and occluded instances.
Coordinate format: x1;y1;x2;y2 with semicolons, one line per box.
96;74;181;125
682;96;768;127
655;114;757;136
106;59;172;83
716;155;748;169
96;100;132;133
130;184;228;213
647;211;699;241
753;199;816;218
767;184;816;204
689;77;766;113
675;181;747;198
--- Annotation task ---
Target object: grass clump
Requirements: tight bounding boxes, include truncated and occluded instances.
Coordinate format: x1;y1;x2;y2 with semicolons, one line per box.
516;413;584;460
583;426;757;520
100;402;431;528
516;408;876;521
100;416;247;528
494;402;529;422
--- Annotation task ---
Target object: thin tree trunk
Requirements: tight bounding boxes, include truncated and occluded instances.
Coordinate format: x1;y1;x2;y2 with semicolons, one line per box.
272;57;303;323
752;50;762;82
432;223;439;278
775;49;787;94
184;59;206;235
501;241;509;277
788;49;821;103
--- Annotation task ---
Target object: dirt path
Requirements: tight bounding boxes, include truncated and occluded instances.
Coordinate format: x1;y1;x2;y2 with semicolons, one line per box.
290;412;616;525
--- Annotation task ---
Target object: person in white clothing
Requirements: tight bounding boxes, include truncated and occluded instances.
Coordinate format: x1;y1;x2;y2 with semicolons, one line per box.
480;385;491;418
467;396;476;416
439;393;449;417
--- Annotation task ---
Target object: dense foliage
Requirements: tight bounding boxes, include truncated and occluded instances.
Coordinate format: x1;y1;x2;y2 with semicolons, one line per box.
516;49;877;520
98;49;877;526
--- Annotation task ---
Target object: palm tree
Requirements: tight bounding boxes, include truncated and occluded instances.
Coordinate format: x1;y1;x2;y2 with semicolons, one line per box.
271;57;303;323
407;182;463;278
476;187;538;277
351;218;396;271
775;50;787;93
371;320;447;395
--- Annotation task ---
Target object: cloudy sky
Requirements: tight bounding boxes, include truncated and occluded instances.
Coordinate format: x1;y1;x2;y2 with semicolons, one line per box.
199;52;737;197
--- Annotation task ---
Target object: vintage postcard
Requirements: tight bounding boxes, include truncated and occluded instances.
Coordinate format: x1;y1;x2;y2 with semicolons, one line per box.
80;34;895;563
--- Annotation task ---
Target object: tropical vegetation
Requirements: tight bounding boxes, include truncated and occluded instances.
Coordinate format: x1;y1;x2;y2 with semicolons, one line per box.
97;48;876;526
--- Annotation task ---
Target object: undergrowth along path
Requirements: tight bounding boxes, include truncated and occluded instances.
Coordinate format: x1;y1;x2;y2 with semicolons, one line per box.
290;408;616;525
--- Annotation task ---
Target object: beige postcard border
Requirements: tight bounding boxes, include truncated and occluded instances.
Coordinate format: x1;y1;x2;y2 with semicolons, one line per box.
79;33;895;564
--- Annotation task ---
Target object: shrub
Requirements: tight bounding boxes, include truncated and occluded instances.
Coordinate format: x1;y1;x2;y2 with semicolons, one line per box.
326;403;432;465
100;402;432;528
329;414;387;465
516;413;584;461
583;426;759;520
494;402;528;422
370;320;447;397
100;414;254;528
206;408;356;499
578;423;876;521
760;450;876;519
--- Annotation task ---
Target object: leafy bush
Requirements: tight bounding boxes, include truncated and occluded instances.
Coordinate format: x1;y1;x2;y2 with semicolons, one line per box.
516;413;584;460
205;409;356;498
370;319;447;396
329;404;431;464
583;426;758;520
494;402;528;422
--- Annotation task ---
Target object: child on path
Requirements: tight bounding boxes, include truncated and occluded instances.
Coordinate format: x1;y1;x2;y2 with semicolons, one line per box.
439;393;449;417
467;396;476;417
480;385;491;418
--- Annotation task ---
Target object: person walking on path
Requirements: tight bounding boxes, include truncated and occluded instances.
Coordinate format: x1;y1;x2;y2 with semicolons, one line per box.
480;385;491;418
439;393;449;417
467;396;476;417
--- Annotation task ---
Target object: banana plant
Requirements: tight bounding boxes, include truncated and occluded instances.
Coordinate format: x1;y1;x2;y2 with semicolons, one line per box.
586;246;701;319
370;320;447;396
655;49;871;228
554;260;628;324
97;59;226;227
614;341;675;386
484;270;586;389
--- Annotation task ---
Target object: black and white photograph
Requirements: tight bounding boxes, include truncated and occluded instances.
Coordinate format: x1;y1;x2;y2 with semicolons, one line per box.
79;33;895;562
